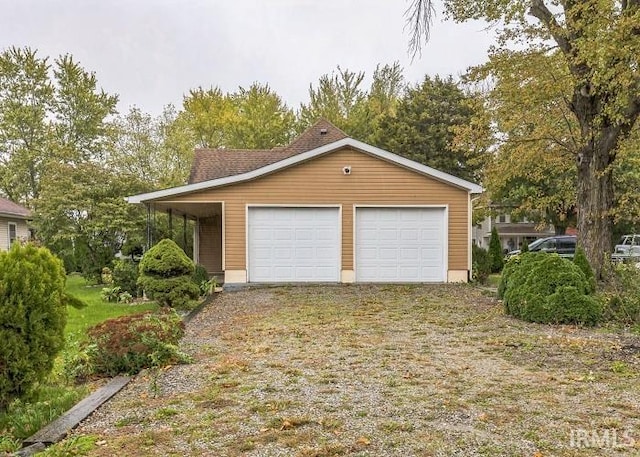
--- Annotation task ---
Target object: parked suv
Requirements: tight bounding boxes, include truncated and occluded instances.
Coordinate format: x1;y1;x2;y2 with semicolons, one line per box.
506;235;577;259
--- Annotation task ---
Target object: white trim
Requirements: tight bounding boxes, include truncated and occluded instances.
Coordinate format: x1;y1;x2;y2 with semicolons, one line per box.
353;205;449;283
448;270;469;283
245;204;342;283
468;193;472;277
221;201;226;271
127;138;483;204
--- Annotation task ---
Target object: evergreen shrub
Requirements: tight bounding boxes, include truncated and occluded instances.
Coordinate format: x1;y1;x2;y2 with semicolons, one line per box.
0;244;67;408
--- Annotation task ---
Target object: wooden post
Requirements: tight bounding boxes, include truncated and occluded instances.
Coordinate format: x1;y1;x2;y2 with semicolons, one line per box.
183;214;188;251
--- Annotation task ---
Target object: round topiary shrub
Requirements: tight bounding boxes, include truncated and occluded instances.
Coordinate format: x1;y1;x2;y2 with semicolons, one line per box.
502;252;602;325
137;239;200;309
0;243;67;408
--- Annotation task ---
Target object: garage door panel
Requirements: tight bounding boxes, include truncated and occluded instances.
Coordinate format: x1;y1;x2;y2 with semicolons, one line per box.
248;207;340;282
356;207;446;282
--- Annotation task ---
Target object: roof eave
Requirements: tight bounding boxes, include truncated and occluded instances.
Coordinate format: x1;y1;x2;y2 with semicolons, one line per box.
127;137;484;203
0;212;31;220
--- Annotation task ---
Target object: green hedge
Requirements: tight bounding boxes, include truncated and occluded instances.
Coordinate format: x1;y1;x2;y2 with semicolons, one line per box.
500;252;601;325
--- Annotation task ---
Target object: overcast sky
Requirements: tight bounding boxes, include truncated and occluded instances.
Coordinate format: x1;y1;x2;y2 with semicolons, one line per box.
2;0;495;115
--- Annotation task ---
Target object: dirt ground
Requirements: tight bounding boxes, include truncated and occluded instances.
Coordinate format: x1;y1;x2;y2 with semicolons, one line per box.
66;284;639;456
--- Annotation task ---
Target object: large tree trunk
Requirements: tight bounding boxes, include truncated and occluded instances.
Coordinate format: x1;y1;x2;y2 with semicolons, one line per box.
576;142;614;279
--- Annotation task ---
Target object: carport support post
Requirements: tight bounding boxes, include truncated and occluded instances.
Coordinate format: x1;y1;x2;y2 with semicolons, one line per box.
146;204;151;251
183;214;187;251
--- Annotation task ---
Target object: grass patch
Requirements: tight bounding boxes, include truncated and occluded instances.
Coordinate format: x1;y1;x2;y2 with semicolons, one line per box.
487;273;502;288
65;274;157;337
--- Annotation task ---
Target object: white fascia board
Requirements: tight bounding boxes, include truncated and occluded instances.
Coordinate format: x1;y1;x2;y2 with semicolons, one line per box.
126;138;483;204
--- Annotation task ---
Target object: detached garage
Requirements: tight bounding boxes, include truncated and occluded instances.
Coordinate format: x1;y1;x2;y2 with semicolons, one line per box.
128;119;482;284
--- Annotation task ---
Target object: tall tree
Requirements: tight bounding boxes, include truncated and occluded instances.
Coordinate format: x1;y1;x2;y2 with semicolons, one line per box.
178;84;295;149
464;51;578;233
300;63;405;141
0;47;53;205
34;162;146;279
110;105;193;189
0;47;118;206
180;87;236;149
300;66;369;138
52;54;118;164
228;83;296;148
445;0;640;277
373;75;484;182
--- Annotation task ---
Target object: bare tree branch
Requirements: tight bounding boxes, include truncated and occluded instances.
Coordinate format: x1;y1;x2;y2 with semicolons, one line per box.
404;0;435;61
529;0;571;55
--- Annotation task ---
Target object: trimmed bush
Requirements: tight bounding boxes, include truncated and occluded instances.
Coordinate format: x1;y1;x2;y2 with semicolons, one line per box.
472;244;491;283
112;259;140;297
502;252;602;325
85;308;190;376
0;244;67;408
488;226;504;273
137;239;200;310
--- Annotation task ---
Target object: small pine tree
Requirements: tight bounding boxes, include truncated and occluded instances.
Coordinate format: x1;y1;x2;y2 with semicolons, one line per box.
573;246;596;293
489;226;504;273
0;244;68;408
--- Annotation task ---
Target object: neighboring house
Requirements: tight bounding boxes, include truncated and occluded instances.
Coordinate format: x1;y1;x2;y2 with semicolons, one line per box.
0;197;31;251
472;213;555;252
128;119;483;284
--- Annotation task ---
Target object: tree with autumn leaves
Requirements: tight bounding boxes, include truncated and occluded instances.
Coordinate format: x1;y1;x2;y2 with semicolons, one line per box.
409;0;640;277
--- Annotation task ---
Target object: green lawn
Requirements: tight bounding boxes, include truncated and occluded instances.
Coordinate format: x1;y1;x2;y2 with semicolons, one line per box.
65;274;158;337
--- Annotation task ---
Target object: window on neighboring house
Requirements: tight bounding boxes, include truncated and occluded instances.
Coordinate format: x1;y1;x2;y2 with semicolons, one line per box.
498;214;507;223
8;222;17;248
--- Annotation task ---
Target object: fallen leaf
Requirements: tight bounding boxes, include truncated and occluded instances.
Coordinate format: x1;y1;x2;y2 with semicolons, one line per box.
356;436;371;446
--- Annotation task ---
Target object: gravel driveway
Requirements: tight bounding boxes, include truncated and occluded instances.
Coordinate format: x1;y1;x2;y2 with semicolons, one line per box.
68;285;639;456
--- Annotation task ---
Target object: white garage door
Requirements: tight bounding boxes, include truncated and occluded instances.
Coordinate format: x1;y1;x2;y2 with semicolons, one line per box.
248;207;340;282
355;207;446;282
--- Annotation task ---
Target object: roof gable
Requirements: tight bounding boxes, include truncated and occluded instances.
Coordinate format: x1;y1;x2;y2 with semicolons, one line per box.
188;118;348;184
129;138;483;204
0;197;31;219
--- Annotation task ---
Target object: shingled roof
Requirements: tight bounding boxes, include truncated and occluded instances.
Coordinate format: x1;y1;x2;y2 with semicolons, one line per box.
188;118;348;184
0;197;31;219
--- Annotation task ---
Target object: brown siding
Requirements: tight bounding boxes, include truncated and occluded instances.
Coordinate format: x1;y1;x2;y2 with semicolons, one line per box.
198;205;223;275
160;147;470;272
